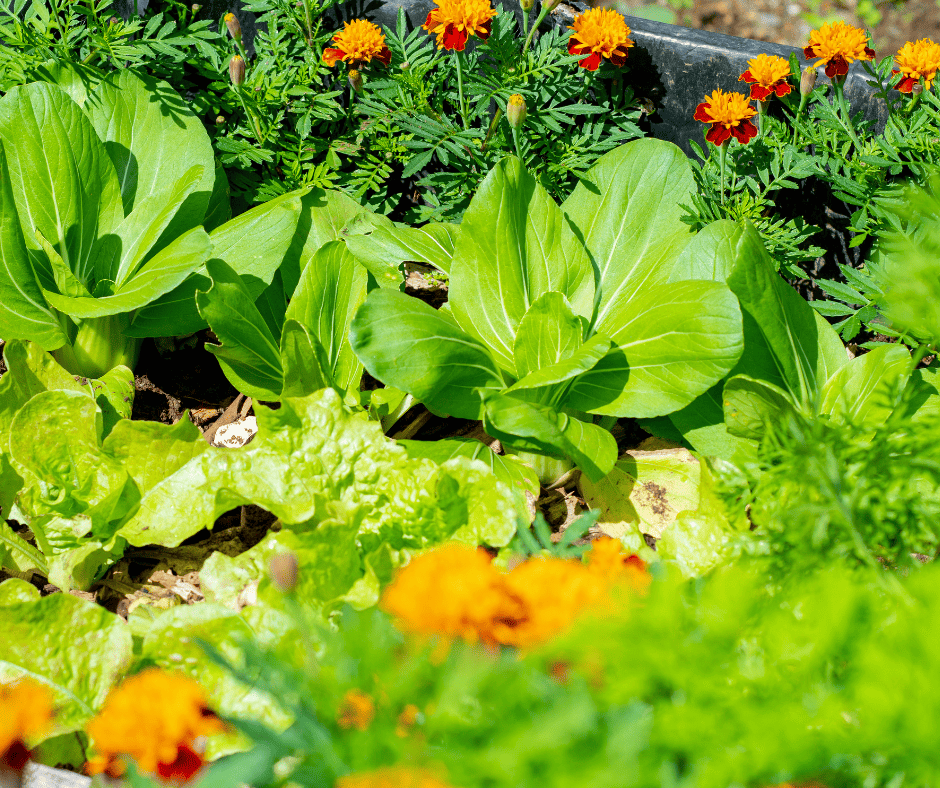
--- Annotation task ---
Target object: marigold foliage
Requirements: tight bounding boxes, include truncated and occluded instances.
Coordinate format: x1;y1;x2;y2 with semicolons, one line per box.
0;680;52;771
381;539;648;648
803;21;875;78
422;0;497;51
892;38;940;92
336;766;455;788
85;669;224;782
567;8;634;71
323;19;392;69
739;54;792;100
693;89;758;145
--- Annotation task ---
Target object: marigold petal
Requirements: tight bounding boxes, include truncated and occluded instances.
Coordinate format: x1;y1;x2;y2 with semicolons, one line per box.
578;51;602;70
774;81;792;96
376;46;392;65
731;118;758;144
804;45;816;58
739;69;755;83
322;47;345;67
705;123;732;145
442;24;468;50
478;18;493;40
750;84;772;100
155;745;204;783
895;75;916;92
693;102;714;122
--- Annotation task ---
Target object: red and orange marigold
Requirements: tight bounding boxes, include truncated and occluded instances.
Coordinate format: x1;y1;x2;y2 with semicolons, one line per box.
323;19;392;69
694;88;758;145
892;38;940;93
739;53;792;100
803;21;875;79
422;0;497;51
1;680;53;772
567;8;634;71
85;669;225;783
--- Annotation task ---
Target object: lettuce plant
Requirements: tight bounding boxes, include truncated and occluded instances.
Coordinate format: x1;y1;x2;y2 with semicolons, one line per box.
0;71;304;379
349;139;745;482
0;340;522;590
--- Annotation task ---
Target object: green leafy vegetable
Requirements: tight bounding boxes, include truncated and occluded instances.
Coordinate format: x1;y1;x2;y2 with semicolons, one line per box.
351;140;745;482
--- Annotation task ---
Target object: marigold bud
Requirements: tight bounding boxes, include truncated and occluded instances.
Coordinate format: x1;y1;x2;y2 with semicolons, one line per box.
507;93;526;129
191;3;201;12
270;552;298;592
224;12;242;42
228;54;246;86
912;81;924;96
542;0;561;10
521;0;534;10
215;115;226;124
348;68;363;93
800;65;817;96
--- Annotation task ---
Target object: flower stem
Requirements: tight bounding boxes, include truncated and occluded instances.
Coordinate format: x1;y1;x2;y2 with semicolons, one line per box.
512;124;523;161
832;77;864;152
482;107;503;151
756;99;766;137
718;140;728;206
234;85;264;144
454;52;470;130
521;4;550;55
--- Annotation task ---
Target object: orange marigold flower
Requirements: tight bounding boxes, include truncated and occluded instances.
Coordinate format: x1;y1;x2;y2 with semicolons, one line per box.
381;544;524;646
381;541;650;650
323;19;392;69
567;8;634;71
739;53;792;100
337;690;376;731
422;0;497;51
85;669;224;783
0;680;53;772
892;38;940;93
803;21;875;79
693;88;758;146
336;766;455;788
585;537;652;593
499;557;610;649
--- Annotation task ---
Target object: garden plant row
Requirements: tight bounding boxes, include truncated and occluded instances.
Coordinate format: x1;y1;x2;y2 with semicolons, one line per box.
1;0;940;786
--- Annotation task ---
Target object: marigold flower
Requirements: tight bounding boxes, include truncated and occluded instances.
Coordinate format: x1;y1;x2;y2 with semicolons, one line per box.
803;21;875;79
381;540;650;650
892;38;940;93
337;690;375;731
693;88;758;146
336;766;455;788
381;544;524;646
395;704;421;738
422;0;497;51
223;12;241;42
567;8;634;71
85;669;224;783
323;19;392;69
499;558;610;648
1;680;53;772
506;93;526;128
586;537;652;592
739;53;792;100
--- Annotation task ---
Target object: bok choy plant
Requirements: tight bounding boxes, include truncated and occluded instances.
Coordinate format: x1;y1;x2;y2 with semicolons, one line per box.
349;139;746;483
0;70;304;379
652;220;940;462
